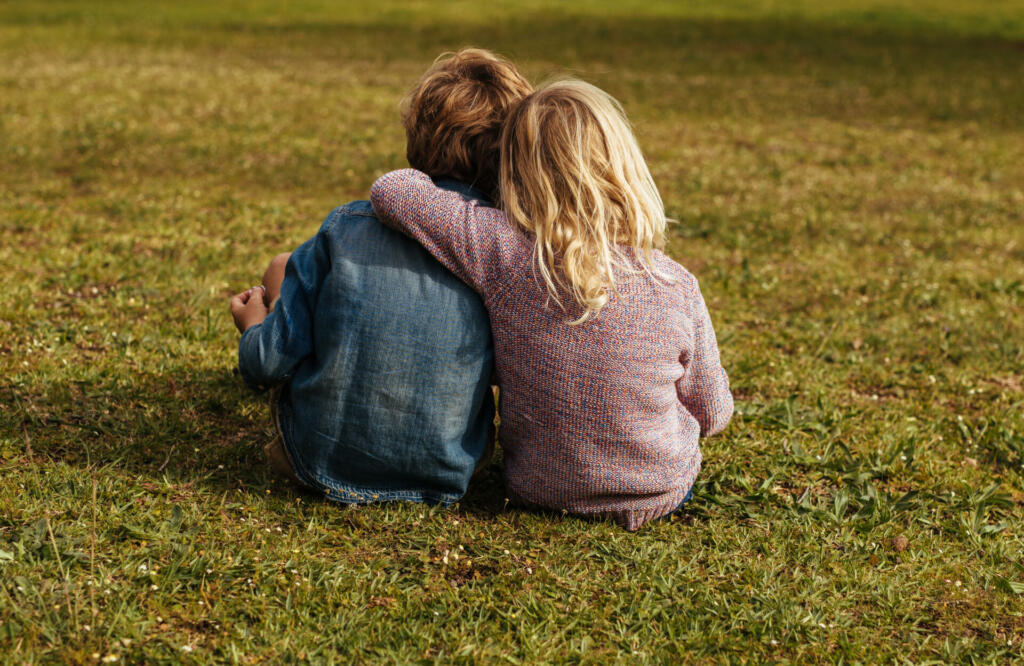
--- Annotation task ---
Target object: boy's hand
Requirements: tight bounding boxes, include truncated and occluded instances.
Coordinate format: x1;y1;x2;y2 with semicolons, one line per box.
230;286;270;333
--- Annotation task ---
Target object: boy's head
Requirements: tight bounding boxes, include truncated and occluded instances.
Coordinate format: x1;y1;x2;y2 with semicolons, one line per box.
402;49;532;201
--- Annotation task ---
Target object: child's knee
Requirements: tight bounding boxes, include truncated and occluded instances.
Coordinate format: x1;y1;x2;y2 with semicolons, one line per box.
264;252;291;282
262;252;292;306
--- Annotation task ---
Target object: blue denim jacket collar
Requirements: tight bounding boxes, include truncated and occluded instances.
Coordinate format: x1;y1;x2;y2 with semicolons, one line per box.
433;177;489;206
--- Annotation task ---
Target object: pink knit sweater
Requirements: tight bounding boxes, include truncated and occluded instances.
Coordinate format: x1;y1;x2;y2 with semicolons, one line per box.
370;169;733;529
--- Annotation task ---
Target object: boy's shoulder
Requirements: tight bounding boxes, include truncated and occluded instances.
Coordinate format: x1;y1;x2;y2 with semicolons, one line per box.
317;200;384;237
329;199;377;221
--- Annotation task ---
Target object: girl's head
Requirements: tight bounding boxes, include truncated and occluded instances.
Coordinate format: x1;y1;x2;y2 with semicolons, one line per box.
499;79;666;323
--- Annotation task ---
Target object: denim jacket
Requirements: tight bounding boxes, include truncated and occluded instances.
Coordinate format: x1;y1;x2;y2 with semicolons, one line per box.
238;180;495;505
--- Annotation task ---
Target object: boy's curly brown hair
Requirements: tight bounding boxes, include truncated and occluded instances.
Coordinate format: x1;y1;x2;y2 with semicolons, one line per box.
402;49;532;202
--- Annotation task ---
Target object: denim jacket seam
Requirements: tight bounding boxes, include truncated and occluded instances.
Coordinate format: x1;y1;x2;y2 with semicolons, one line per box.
332;201;378;220
336;208;377;220
316;480;462;505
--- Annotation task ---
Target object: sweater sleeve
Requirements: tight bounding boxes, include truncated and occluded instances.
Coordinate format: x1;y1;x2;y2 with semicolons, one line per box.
676;281;734;436
369;168;511;298
237;211;335;391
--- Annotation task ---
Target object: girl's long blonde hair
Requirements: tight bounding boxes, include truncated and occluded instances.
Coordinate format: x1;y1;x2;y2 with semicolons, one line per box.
499;79;667;324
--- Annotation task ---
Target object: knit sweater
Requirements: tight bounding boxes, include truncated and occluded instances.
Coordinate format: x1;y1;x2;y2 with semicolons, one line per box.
370;169;734;530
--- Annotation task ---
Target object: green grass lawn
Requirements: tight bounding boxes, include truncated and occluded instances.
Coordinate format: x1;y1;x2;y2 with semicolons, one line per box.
2;0;1023;662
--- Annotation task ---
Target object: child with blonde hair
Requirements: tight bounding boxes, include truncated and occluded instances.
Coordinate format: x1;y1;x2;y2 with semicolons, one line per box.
370;79;733;530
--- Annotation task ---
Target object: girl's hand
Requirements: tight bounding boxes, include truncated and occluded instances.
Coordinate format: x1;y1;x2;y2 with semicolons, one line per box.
230;285;269;333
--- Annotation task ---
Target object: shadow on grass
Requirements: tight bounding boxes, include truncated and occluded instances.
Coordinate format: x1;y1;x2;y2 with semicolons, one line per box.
4;364;512;519
6;367;268;488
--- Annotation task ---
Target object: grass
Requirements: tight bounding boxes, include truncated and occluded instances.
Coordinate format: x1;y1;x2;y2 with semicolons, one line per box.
2;0;1023;662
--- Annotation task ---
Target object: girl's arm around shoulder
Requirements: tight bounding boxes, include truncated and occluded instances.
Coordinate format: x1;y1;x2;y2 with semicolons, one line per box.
674;272;734;437
370;168;526;298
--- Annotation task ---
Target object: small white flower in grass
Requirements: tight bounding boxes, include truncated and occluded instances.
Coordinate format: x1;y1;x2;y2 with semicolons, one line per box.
149;584;158;591
180;645;193;653
206;569;213;574
770;640;778;645
138;564;147;572
101;655;118;663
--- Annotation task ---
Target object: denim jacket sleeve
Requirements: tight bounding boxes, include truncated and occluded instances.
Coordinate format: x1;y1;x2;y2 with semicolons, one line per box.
237;210;336;391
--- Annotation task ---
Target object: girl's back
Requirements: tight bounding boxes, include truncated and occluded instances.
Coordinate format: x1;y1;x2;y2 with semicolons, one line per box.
370;170;732;530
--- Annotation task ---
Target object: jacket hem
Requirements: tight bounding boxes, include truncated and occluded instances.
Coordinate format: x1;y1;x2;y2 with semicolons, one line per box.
275;392;466;507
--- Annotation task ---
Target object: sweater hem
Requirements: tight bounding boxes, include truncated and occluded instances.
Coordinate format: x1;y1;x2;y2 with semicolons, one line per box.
506;450;703;531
